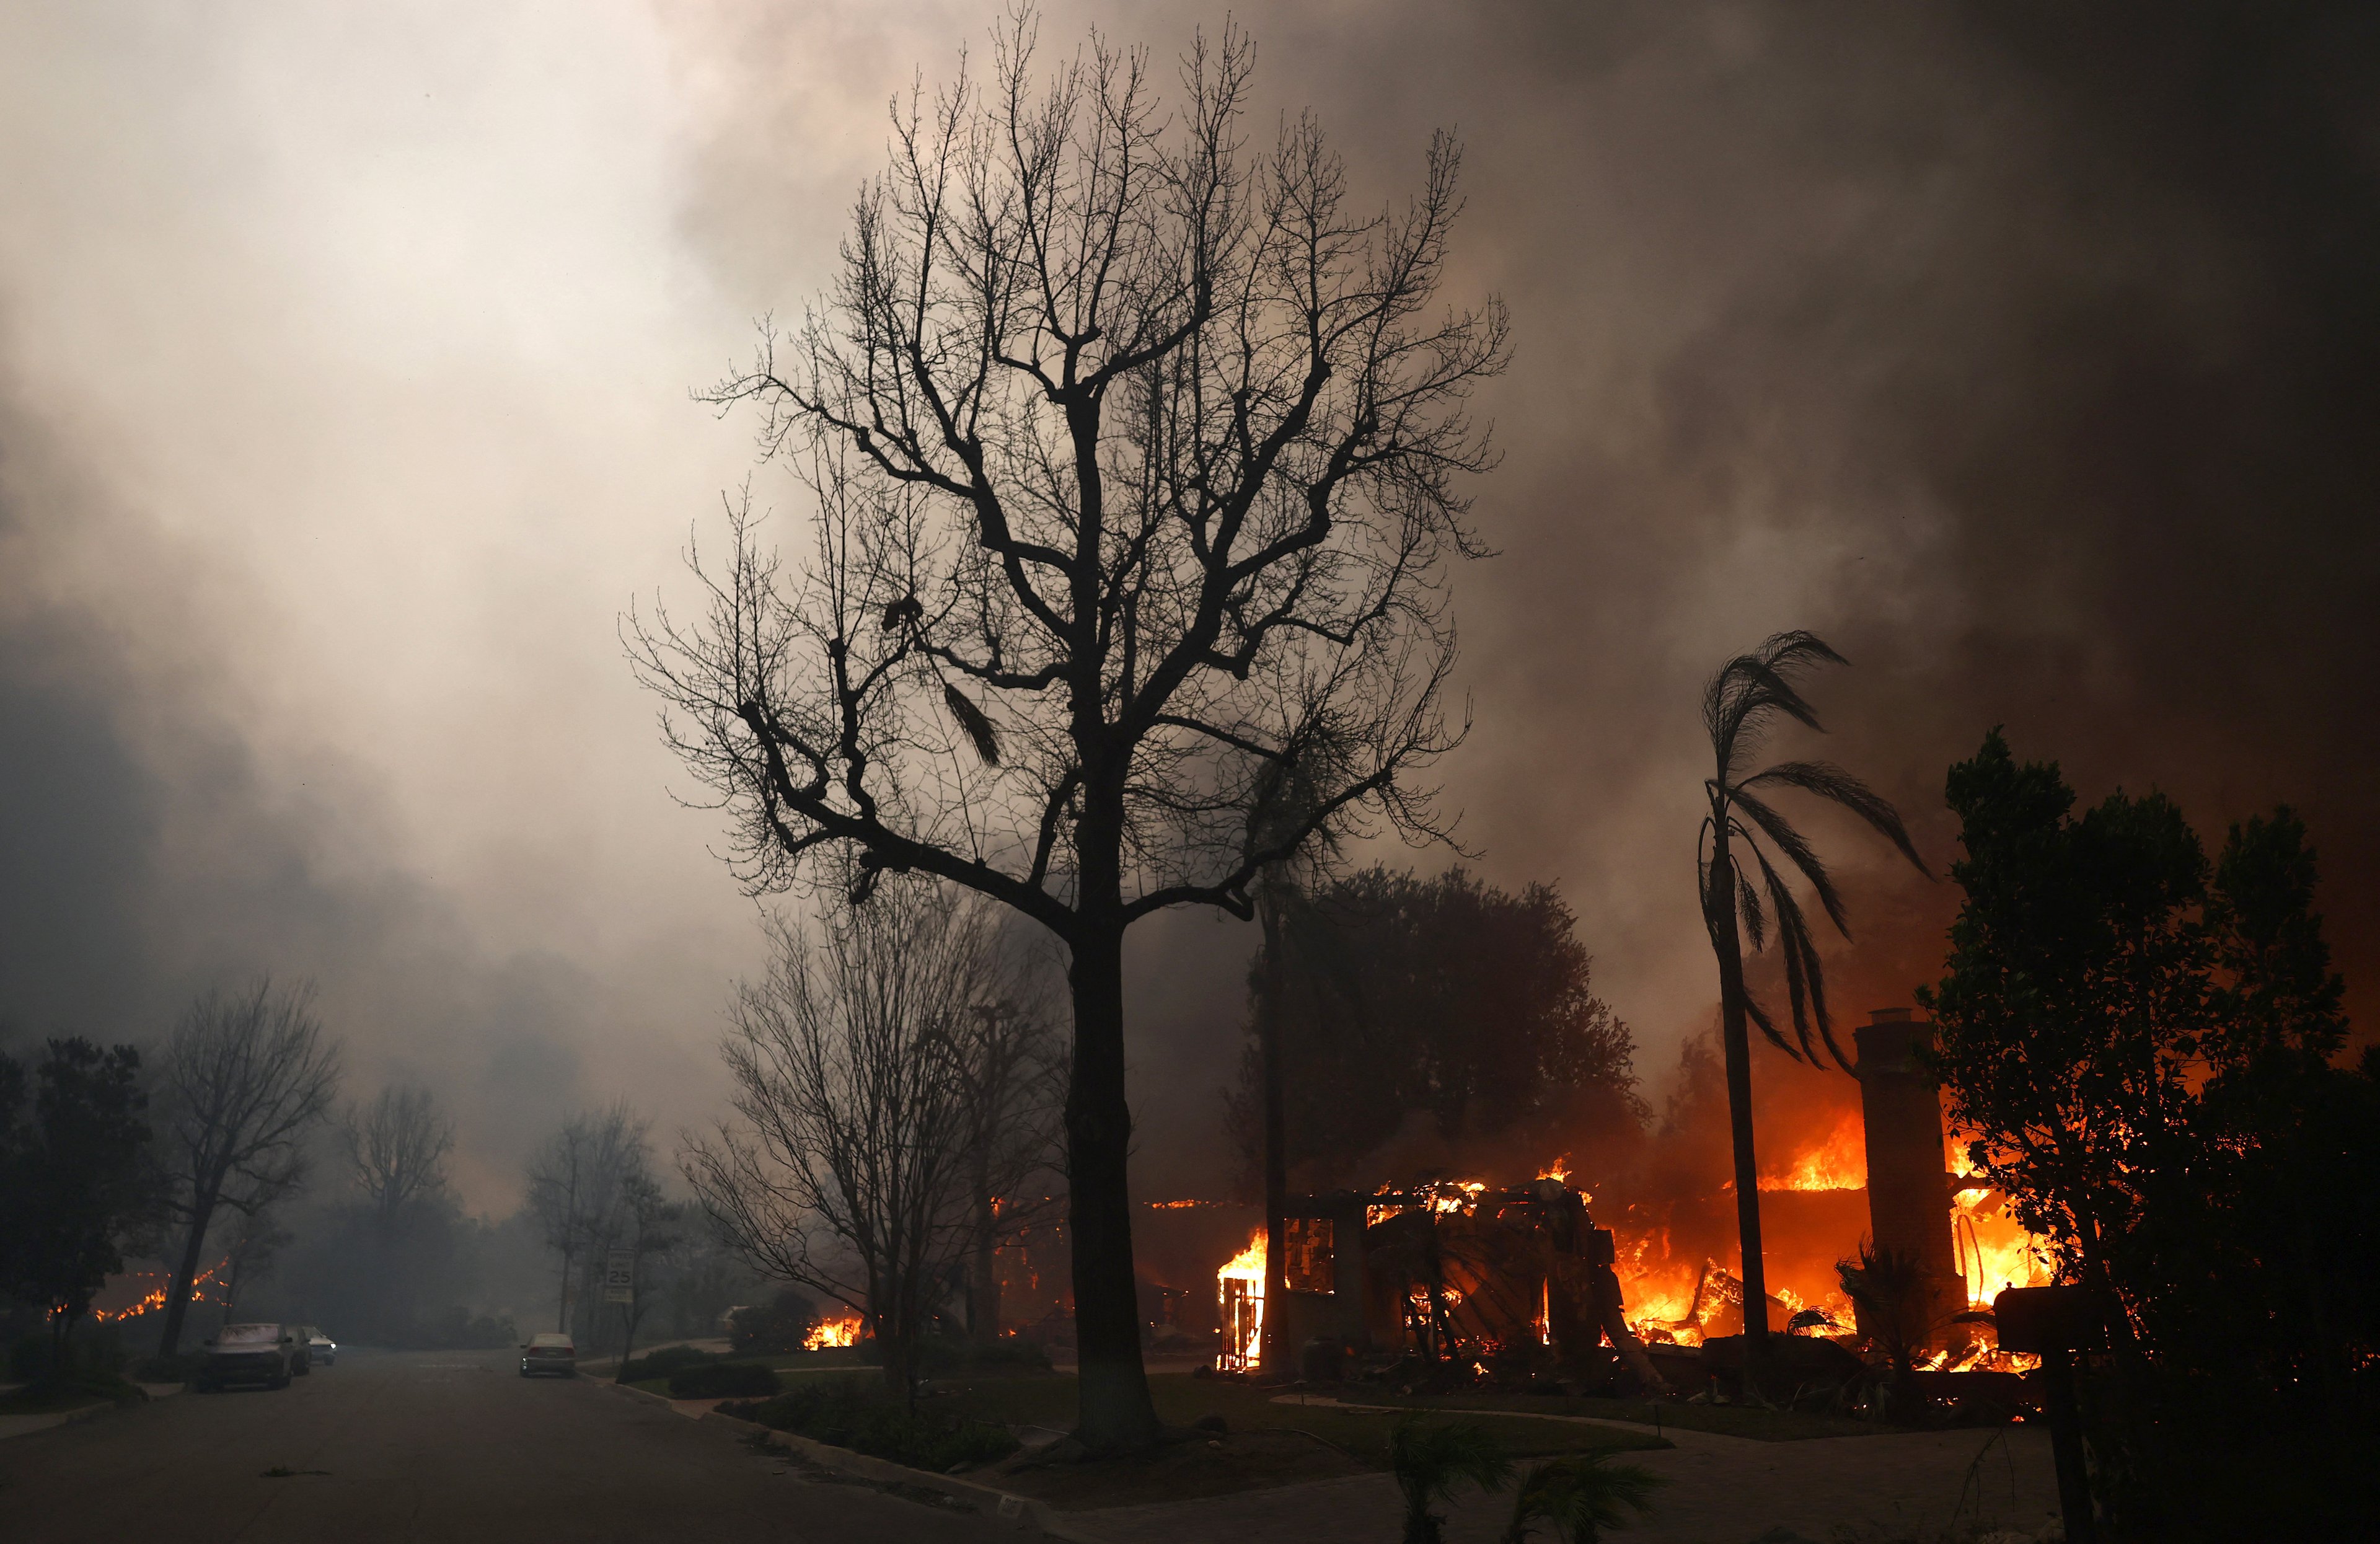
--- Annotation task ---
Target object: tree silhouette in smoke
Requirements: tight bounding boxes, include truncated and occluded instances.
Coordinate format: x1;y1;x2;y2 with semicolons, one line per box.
1696;631;1924;1361
629;12;1506;1449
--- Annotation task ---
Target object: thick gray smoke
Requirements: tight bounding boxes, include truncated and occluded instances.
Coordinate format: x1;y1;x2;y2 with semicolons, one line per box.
3;2;2373;1212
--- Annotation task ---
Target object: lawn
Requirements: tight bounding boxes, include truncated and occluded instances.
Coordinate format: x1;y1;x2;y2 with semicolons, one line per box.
925;1373;1672;1511
1359;1388;1882;1442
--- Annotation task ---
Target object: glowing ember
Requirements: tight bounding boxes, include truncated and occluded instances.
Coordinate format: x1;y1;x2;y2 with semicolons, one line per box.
804;1313;862;1350
1217;1230;1266;1371
1146;1199;1217;1209
91;1259;226;1325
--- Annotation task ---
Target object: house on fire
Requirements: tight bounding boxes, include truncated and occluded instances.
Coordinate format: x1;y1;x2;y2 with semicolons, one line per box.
1224;1178;1668;1390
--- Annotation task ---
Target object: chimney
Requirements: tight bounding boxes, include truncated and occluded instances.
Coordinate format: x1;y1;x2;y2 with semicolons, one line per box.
1854;1007;1960;1344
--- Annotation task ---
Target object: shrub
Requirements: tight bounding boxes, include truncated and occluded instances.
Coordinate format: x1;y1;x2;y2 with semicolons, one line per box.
621;1344;716;1382
668;1361;782;1399
720;1376;1019;1471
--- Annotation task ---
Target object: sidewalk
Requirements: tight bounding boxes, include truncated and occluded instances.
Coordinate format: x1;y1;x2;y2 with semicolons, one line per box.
0;1381;183;1442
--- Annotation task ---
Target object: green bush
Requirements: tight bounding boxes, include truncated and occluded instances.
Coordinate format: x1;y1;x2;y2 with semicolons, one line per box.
668;1361;782;1398
720;1376;1019;1471
620;1344;716;1382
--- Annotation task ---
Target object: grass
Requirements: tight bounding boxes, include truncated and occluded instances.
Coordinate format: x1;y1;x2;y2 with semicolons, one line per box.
902;1373;1673;1511
1359;1388;1883;1442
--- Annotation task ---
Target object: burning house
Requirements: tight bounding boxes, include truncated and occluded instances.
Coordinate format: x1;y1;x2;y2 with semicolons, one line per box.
1213;1179;1669;1390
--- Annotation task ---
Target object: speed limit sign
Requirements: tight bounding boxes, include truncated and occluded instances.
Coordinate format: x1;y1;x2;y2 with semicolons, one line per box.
603;1248;635;1305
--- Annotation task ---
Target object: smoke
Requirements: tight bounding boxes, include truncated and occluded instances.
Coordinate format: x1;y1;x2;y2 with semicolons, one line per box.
3;1;2373;1219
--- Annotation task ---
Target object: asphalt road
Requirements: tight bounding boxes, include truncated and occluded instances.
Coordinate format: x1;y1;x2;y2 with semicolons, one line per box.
0;1348;1023;1544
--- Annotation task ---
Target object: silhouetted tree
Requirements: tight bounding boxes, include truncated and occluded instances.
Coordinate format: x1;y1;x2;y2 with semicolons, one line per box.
0;1039;156;1370
524;1102;649;1346
1923;735;2380;1539
629;14;1504;1447
154;981;341;1356
683;881;1015;1401
344;1085;456;1225
1228;867;1639;1189
1696;632;1923;1361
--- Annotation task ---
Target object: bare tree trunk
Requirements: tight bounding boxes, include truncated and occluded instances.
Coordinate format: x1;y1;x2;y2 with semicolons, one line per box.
555;1243;573;1336
1065;912;1159;1451
157;1191;218;1357
1258;898;1289;1377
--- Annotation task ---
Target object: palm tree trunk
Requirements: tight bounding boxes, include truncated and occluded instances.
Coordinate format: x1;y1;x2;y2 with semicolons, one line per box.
1707;824;1775;1364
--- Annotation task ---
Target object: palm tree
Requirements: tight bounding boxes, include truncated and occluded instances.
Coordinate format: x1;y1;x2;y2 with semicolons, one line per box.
1390;1416;1515;1544
1698;632;1926;1365
1501;1450;1663;1543
1838;1240;1929;1421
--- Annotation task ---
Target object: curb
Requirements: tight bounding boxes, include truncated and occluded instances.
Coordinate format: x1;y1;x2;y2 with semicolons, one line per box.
596;1376;1087;1539
706;1412;1087;1539
0;1396;128;1441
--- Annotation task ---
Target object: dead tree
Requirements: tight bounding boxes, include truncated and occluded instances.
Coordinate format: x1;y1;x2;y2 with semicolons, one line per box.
954;987;1065;1347
343;1085;456;1226
154;979;342;1356
526;1102;649;1343
629;14;1504;1447
681;880;1000;1401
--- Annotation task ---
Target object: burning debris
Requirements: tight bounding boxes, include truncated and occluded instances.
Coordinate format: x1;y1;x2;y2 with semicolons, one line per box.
1214;1178;1670;1393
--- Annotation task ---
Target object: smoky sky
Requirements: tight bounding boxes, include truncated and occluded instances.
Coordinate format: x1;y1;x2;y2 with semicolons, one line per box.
2;1;2374;1212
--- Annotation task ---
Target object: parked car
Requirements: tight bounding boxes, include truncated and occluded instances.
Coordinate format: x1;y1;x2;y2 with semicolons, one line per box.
196;1323;301;1391
306;1328;338;1366
519;1333;576;1378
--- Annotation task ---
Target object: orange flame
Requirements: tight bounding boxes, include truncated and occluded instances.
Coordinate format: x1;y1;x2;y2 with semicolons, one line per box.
804;1313;862;1350
1760;1110;1867;1192
1216;1229;1266;1371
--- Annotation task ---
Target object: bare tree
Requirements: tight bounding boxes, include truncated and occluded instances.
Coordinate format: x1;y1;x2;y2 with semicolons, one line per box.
630;12;1504;1447
214;1206;293;1325
343;1085;456;1225
610;1162;682;1382
525;1101;650;1343
154;980;342;1356
954;988;1065;1347
682;880;1003;1400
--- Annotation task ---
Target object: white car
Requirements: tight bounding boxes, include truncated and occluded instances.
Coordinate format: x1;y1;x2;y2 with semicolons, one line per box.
306;1329;337;1366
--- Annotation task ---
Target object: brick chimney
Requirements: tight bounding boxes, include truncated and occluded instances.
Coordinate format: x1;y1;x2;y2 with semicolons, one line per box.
1854;1007;1960;1344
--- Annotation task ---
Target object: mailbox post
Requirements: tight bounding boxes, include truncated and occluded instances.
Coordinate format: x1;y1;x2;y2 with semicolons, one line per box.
1994;1286;2104;1544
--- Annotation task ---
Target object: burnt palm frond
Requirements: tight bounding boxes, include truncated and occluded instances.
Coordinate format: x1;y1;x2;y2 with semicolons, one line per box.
1701;632;1846;776
1742;990;1800;1061
1745;839;1851;1070
1742;760;1928;876
1729;793;1849;934
1724;857;1761;951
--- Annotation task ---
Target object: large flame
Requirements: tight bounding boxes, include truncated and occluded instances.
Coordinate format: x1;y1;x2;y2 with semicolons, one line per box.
1760;1109;1867;1192
804;1313;862;1350
1216;1229;1266;1371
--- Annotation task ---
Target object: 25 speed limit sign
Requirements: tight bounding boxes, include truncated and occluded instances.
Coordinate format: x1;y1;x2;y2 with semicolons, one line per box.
602;1249;635;1305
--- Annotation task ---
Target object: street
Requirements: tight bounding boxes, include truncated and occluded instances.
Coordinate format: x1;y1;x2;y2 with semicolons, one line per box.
0;1350;1020;1544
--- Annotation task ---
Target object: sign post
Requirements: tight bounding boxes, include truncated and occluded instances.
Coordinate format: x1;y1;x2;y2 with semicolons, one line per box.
1995;1286;2104;1544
